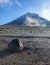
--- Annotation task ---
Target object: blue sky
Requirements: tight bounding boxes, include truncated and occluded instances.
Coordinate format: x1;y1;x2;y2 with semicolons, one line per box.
0;0;50;25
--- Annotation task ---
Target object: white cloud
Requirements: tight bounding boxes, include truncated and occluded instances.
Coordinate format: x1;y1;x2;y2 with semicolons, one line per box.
0;0;10;5
43;9;48;18
0;0;9;4
42;9;50;21
14;0;22;7
43;9;48;16
40;4;50;21
0;0;22;7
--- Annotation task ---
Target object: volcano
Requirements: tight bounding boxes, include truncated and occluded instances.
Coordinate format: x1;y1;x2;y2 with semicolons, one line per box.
5;12;50;26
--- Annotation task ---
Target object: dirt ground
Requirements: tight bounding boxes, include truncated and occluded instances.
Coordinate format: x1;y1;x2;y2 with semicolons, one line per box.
0;37;50;65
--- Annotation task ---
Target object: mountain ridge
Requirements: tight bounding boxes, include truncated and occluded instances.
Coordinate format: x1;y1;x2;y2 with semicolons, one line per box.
5;12;50;26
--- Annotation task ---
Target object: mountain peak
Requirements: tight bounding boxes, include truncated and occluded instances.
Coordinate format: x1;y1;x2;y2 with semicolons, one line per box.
25;12;39;16
24;12;39;20
5;12;50;26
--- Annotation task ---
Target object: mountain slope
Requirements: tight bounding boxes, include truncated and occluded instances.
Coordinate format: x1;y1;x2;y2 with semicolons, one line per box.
5;12;50;26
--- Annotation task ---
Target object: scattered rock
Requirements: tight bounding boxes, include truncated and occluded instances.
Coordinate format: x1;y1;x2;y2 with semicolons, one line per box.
8;39;24;52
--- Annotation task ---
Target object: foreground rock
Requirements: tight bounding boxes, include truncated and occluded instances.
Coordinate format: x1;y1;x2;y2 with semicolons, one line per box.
8;39;24;52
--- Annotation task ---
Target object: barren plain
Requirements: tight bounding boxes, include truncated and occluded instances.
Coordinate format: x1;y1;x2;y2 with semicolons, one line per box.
0;26;50;65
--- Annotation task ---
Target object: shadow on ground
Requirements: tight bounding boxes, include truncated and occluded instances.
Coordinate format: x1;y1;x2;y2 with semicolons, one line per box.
0;48;13;58
0;47;31;58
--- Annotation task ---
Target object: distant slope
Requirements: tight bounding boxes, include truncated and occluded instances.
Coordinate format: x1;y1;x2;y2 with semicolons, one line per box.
5;12;50;26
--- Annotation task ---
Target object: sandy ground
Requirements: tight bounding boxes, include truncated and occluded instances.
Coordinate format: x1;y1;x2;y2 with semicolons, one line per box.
0;37;50;65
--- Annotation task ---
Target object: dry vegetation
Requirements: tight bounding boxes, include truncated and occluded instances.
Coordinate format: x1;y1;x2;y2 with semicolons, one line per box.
0;26;50;37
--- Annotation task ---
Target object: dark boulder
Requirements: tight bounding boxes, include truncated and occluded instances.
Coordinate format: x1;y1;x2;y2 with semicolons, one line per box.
8;39;24;52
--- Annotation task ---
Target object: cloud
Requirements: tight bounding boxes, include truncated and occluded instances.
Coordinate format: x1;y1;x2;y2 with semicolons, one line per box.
43;9;48;18
43;8;50;20
0;0;9;4
0;0;11;5
14;0;22;7
0;0;22;7
40;4;50;21
42;8;50;20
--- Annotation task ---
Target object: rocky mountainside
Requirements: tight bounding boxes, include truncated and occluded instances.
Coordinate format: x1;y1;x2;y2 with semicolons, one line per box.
5;12;50;26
